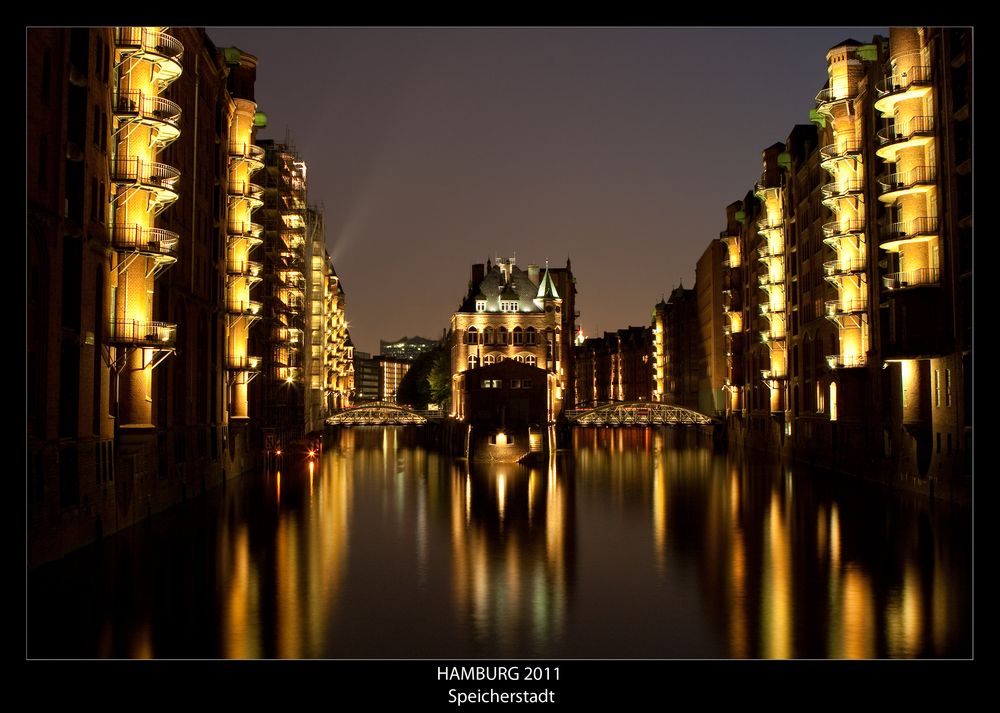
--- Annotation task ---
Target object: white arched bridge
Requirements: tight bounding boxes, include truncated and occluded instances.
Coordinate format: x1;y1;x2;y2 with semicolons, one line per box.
563;402;716;427
326;401;444;426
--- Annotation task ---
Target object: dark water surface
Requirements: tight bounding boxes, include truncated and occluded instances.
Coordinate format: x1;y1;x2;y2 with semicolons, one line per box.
28;427;971;659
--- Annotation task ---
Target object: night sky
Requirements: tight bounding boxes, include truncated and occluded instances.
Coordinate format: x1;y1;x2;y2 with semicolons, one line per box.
207;27;884;355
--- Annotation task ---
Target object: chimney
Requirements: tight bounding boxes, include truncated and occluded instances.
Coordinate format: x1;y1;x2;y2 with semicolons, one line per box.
471;263;485;289
527;264;540;285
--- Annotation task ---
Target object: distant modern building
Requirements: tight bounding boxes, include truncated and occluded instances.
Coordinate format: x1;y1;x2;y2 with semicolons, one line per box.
450;256;577;421
375;355;410;403
352;351;380;403
379;335;438;361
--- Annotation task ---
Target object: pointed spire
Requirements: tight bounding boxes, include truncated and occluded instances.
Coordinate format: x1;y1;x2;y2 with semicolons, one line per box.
536;263;560;299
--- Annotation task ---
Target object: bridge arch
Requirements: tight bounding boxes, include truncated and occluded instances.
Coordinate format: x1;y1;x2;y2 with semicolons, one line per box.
327;401;430;426
564;401;714;426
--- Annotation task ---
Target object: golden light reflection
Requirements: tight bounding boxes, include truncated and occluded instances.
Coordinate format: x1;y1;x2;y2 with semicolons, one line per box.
841;566;874;659
528;471;537;526
762;490;791;659
130;622;153;659
498;472;507;524
886;562;923;657
652;456;666;572
309;460;314;499
276;470;281;507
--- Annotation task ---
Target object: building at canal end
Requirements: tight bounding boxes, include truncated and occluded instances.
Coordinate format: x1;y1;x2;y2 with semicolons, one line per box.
450;257;577;421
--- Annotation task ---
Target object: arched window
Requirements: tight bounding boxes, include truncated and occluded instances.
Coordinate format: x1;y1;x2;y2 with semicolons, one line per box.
513;326;523;345
514;354;524;363
525;327;536;345
466;326;478;345
525;355;536;367
467;354;479;369
484;354;495;365
484;326;494;345
499;326;509;345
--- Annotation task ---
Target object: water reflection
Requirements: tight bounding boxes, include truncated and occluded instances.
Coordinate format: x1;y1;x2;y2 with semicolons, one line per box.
450;456;572;657
27;426;970;659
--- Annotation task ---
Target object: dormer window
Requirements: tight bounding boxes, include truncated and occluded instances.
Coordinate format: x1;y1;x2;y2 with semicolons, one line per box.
500;301;518;312
476;300;486;312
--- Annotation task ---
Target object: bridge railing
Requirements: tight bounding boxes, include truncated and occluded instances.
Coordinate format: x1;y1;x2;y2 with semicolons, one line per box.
564;401;715;426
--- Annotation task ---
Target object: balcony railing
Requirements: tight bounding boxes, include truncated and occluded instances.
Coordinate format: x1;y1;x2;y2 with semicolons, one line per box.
819;140;863;164
877;115;935;147
114;90;182;132
758;241;784;258
116;27;183;61
761;368;788;380
228;181;265;205
111;157;181;193
815;85;858;106
754;180;781;198
226;299;263;316
877;166;937;197
226;260;263;278
826;354;867;369
760;302;783;315
760;330;786;343
823;258;866;276
882;216;940;244
826;298;868;316
882;267;941;290
821;179;864;200
757;216;782;233
759;272;785;287
107;319;176;347
228;221;264;240
226;355;262;371
228;142;266;165
875;66;932;98
111;224;179;258
822;219;865;238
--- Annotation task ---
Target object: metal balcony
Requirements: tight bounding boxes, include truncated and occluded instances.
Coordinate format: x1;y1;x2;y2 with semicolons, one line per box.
759;272;785;287
821;178;864;204
760;368;788;380
757;215;783;234
107;319;176;348
822;219;865;239
228;181;265;209
882;267;941;291
826;354;867;369
760;302;784;315
825;298;868;317
875;116;935;160
873;66;933;113
228;221;264;247
111;157;180;209
760;330;786;344
879;216;939;248
115;28;183;87
226;260;264;279
819;140;863;169
111;224;179;261
226;299;263;316
754;180;781;200
823;258;866;276
228;142;266;172
758;241;784;259
225;355;262;371
815;85;858;113
114;90;182;147
877;165;937;202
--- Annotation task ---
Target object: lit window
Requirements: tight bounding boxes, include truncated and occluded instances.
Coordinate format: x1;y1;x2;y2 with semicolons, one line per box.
468;355;478;369
525;355;536;367
526;327;536;345
513;326;523;344
476;300;486;312
484;354;495;365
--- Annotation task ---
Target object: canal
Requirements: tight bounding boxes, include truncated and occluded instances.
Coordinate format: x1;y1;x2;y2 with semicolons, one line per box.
27;427;971;659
